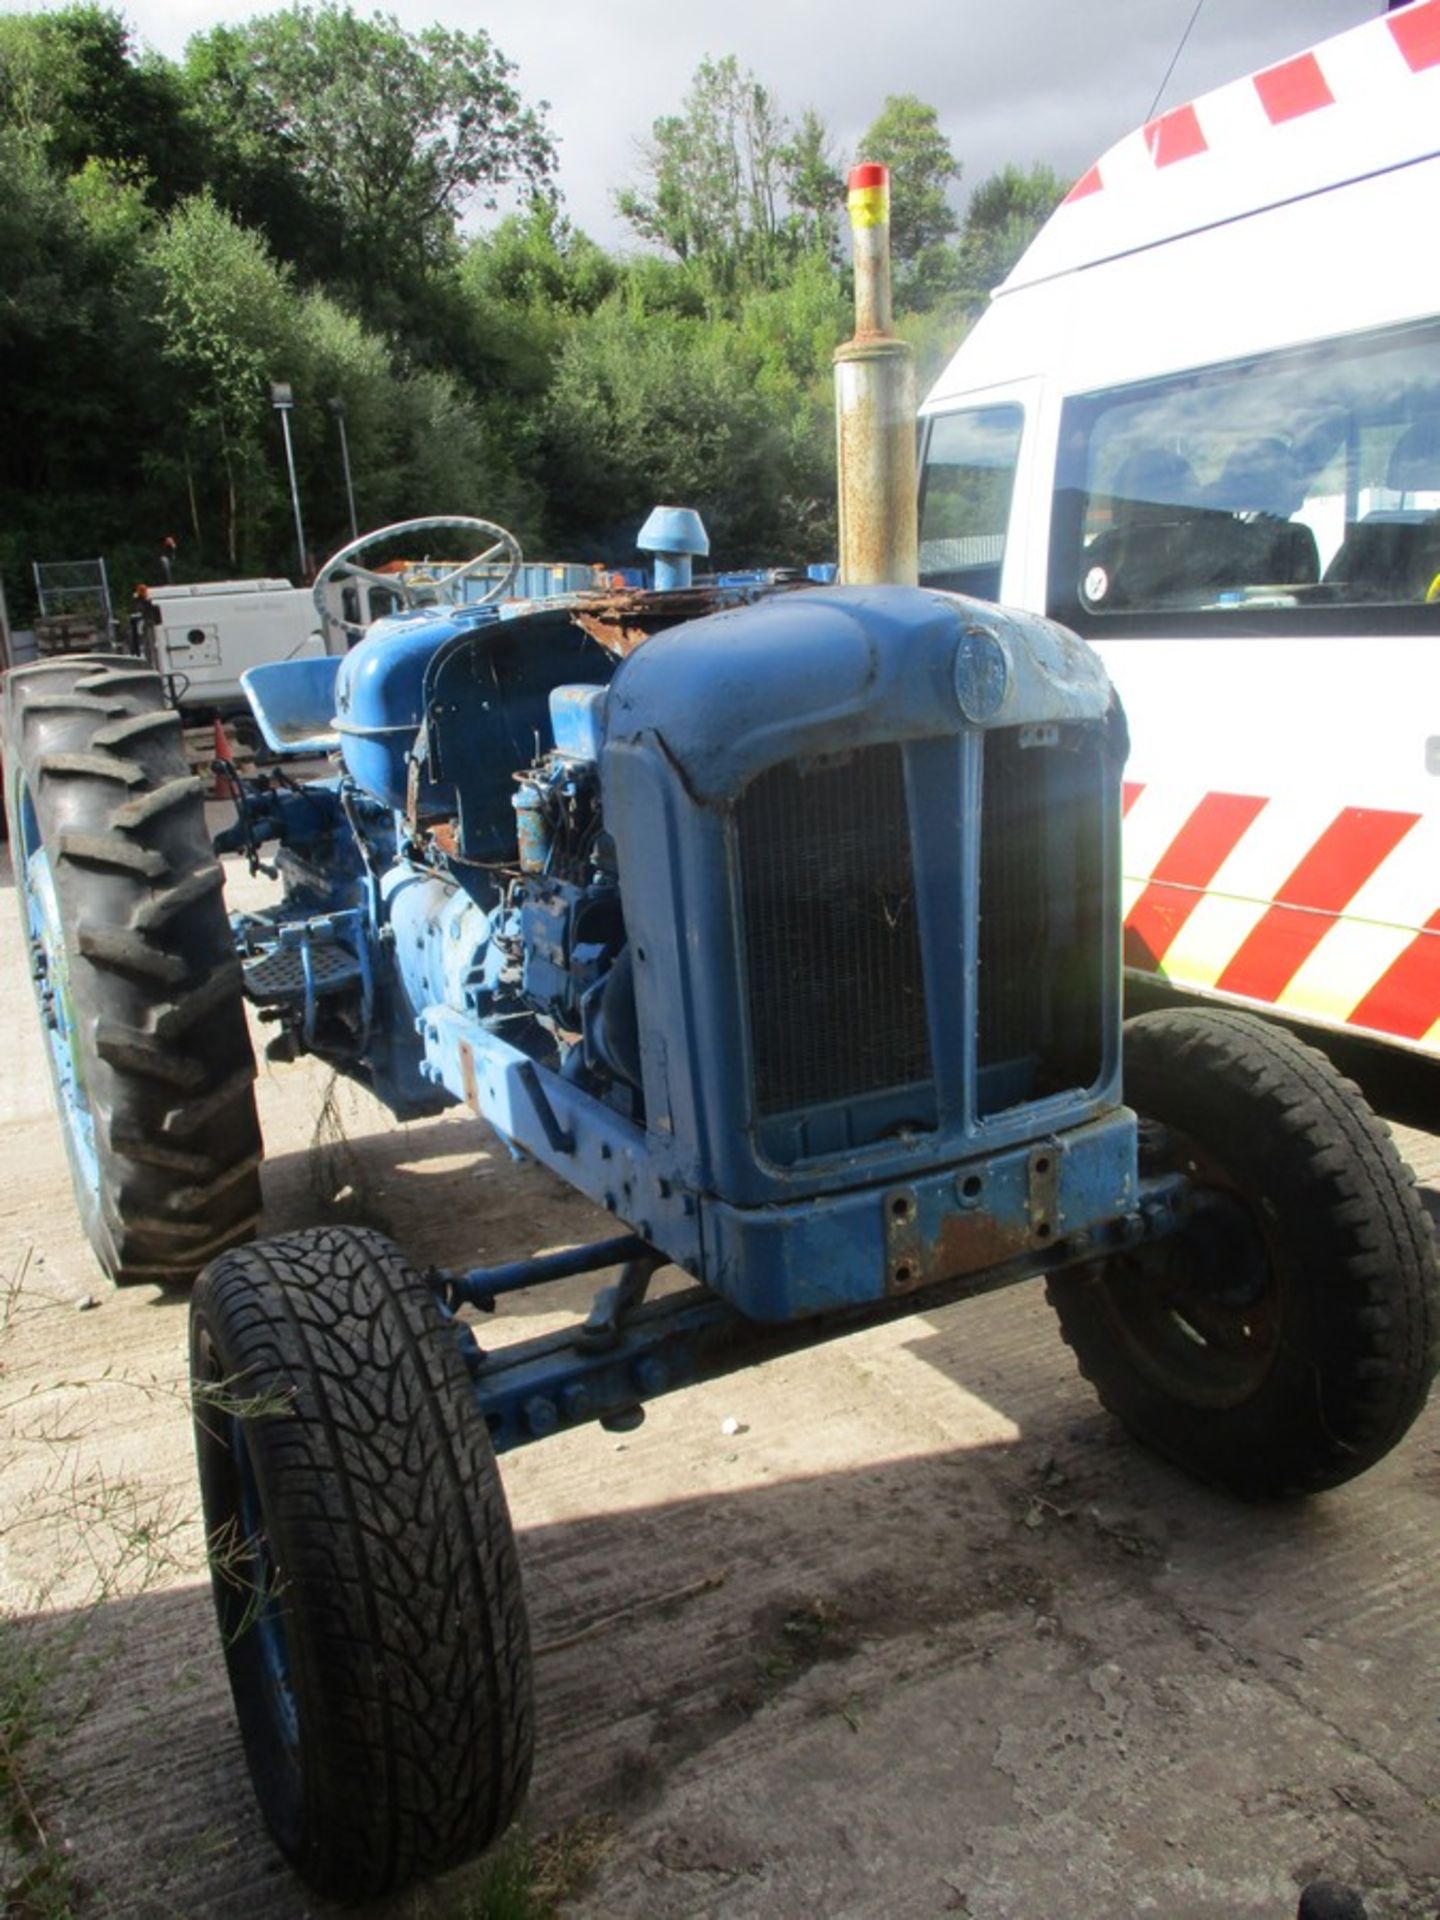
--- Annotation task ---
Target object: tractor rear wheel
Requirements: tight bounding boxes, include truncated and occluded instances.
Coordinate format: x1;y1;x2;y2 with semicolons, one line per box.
4;659;260;1284
190;1225;534;1901
1048;1008;1439;1497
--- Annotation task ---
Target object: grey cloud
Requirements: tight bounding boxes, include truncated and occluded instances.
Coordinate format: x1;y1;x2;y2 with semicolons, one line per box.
112;0;1378;245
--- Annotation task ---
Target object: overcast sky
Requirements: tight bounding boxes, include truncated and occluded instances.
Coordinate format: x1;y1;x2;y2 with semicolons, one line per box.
11;0;1383;246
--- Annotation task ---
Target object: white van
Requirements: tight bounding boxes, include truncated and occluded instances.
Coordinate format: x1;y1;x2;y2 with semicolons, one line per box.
920;1;1440;1057
145;573;405;713
146;578;328;712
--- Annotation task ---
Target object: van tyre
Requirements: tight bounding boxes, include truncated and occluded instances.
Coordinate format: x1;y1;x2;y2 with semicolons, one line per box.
190;1226;533;1901
3;659;260;1285
1048;1008;1439;1497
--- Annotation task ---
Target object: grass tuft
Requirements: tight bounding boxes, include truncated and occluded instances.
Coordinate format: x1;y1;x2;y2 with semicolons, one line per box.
409;1816;618;1919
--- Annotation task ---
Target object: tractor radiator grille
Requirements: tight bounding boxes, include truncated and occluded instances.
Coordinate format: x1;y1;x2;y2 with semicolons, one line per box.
977;733;1042;1075
976;726;1105;1114
738;745;931;1117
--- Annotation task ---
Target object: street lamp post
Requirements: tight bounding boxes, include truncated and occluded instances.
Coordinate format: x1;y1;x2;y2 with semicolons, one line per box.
270;381;308;581
328;396;360;542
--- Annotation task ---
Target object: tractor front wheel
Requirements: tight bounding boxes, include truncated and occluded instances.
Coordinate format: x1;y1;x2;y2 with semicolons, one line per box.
190;1225;533;1901
1048;1008;1438;1498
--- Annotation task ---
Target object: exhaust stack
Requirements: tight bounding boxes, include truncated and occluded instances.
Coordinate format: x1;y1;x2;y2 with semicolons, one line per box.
834;163;919;586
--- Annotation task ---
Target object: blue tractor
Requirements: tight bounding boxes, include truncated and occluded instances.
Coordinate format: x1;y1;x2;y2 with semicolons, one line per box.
5;508;1437;1900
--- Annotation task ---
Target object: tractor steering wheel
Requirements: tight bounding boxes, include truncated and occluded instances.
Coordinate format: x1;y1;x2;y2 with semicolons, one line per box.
312;515;523;643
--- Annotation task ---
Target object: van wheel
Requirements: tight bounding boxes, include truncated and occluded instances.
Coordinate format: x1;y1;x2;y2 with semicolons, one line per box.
4;659;261;1284
1048;1009;1439;1497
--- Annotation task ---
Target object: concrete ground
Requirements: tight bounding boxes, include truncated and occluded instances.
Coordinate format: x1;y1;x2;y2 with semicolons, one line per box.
1;842;1437;1920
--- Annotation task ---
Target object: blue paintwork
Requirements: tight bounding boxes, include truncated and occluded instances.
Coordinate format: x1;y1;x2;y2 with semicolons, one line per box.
638;505;709;590
333;602;500;812
462;1168;1187;1454
471;1283;745;1452
599;588;1122;1211
213;777;346;867
317;583;1133;1323
417;1002;703;1261
421;609;620;864
241;656;343;755
383;867;501;1019
604;588;1111;805
702;1112;1134;1320
448;1233;650;1309
459;560;597;603
230;564;1139;1354
15;778;100;1207
548;685;608;761
411;1002;1134;1323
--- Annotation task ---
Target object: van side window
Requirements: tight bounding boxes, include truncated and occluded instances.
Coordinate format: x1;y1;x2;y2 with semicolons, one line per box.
1050;321;1440;635
919;405;1023;601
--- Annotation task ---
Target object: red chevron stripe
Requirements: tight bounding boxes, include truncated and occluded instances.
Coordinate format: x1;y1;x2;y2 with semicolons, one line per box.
1144;104;1208;167
1253;53;1335;123
1064;164;1103;203
1389;0;1440;72
1124;791;1268;970
1121;780;1145;817
1346;908;1440;1041
1213;807;1419;1004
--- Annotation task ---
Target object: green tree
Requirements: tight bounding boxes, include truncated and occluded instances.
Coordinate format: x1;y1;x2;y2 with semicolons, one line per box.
466;203;618;318
956;163;1068;308
734;255;845;555
0;7;1061;604
144;193;295;568
455;203;619;399
618;56;780;284
539;260;842;567
779;109;845;265
618;57;843;295
0;6;201;204
0;126;167;612
375;365;539;541
855;95;962;308
183;3;556;292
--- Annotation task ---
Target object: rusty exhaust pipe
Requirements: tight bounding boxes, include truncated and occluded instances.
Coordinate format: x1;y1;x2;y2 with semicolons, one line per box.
834;163;918;586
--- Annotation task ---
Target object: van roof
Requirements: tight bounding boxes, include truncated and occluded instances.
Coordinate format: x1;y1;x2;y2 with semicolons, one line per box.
149;579;298;599
1002;0;1440;294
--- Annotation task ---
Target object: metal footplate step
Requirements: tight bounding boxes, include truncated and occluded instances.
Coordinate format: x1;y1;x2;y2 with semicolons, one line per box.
243;940;361;1001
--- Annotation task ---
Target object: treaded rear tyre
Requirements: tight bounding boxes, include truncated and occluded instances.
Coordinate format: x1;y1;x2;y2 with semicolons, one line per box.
1048;1008;1439;1498
190;1225;534;1901
3;659;261;1284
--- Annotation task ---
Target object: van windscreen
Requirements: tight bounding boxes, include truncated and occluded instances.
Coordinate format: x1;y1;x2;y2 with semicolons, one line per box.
1049;319;1440;636
919;405;1023;601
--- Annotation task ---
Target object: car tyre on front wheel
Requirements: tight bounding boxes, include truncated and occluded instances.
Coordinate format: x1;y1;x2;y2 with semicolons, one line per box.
191;1223;533;1900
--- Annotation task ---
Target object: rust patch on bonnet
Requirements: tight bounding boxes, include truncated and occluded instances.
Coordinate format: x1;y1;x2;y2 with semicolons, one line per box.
567;582;814;660
571;610;651;657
